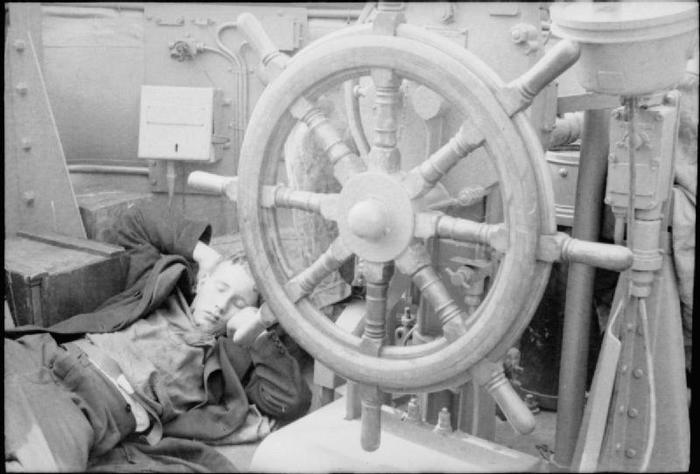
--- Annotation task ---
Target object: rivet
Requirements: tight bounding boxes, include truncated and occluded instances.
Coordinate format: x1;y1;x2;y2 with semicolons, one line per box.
615;443;622;451
511;29;525;43
633;368;644;378
21;138;32;150
620;364;628;374
558;167;568;177
627;408;639;418
618;404;625;414
14;40;26;52
16;83;28;95
625;448;637;458
22;191;35;204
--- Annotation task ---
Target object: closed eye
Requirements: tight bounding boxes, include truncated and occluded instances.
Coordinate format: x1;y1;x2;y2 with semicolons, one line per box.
232;297;246;309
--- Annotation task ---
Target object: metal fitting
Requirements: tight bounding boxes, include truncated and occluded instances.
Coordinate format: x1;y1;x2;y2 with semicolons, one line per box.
22;191;36;205
433;407;452;434
404;396;421;423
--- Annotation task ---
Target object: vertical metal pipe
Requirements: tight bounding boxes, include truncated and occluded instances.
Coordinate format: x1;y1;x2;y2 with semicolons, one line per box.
554;109;610;467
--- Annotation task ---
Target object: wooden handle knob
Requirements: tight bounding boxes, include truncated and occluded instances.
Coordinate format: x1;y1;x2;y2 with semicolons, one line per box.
471;360;535;435
561;237;634;272
187;171;237;198
236;13;280;63
518;39;580;100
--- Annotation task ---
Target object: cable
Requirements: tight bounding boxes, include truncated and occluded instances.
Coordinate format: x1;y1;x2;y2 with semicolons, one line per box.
638;297;656;472
215;22;250;160
625;97;638;259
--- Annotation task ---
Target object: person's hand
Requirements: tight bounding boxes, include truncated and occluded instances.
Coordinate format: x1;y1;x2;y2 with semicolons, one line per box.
226;306;266;346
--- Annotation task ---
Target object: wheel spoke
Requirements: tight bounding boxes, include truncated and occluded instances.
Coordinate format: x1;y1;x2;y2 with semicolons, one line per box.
261;185;339;222
414;212;507;253
367;68;403;174
395;243;467;342
284;237;353;303
403;122;485;199
359;261;394;351
290;97;367;185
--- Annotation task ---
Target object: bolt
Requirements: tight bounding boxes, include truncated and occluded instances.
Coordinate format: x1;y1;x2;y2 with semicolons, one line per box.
625;448;637;458
20;138;32;151
558;167;568;178
627;408;639;418
434;407;452;434
633;368;644;379
16;83;28;95
14;40;26;52
405;396;421;423
22;191;35;205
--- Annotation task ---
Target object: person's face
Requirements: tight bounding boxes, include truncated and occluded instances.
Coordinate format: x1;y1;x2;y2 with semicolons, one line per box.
191;260;259;332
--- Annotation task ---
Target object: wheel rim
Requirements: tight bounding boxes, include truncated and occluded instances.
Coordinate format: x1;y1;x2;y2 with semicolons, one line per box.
239;33;547;392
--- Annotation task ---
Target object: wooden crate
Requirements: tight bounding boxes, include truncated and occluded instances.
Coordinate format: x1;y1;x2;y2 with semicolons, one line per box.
5;231;128;327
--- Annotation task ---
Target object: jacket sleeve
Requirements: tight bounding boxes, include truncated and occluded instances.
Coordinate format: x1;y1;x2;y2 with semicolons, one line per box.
104;201;212;259
243;328;311;422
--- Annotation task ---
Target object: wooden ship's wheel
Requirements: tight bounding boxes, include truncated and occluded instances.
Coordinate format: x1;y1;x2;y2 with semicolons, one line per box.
189;4;633;450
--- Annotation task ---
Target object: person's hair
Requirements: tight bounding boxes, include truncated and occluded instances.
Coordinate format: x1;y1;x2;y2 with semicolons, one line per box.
214;251;263;307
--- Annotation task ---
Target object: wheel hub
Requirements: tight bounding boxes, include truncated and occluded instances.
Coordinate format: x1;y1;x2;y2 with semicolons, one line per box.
338;172;414;262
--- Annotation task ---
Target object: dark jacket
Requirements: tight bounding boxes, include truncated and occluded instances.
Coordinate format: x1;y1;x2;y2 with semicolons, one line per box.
6;202;310;471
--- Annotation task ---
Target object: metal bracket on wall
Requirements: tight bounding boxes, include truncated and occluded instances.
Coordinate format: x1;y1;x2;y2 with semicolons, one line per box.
4;3;87;239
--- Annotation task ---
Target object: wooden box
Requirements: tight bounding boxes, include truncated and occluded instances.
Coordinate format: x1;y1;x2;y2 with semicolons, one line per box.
5;231;128;327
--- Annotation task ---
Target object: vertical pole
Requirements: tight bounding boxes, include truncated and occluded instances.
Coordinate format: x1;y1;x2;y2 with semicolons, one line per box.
554;109;610;467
